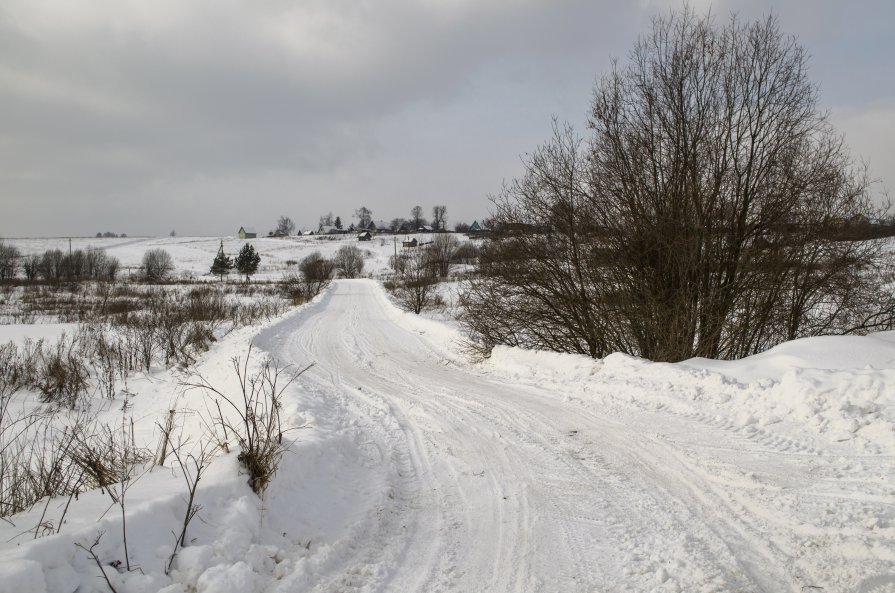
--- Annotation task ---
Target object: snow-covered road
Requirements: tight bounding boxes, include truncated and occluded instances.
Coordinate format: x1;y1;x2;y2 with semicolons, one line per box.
252;280;895;593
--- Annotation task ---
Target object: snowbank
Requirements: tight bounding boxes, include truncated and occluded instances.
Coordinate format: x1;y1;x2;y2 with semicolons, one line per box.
483;332;895;456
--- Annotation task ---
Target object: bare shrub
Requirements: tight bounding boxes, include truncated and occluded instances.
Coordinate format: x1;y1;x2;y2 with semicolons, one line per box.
92;333;120;400
389;248;440;314
299;251;335;288
452;241;480;265
0;281;301;518
141;248;174;282
39;249;65;281
183;346;310;495
0;340;33;398
280;252;334;304
183;286;231;328
333;245;365;278
427;234;459;277
280;272;310;306
85;247;120;281
75;532;119;593
165;441;213;574
33;334;90;408
1;406;95;518
123;315;157;372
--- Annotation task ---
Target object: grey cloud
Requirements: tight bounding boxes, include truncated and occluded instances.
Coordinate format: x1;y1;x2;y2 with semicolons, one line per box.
0;1;891;236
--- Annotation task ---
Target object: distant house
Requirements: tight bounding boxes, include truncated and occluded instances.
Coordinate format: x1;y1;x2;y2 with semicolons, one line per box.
468;220;482;232
402;238;418;248
318;225;338;235
238;226;257;239
418;225;433;232
358;231;372;241
370;220;391;233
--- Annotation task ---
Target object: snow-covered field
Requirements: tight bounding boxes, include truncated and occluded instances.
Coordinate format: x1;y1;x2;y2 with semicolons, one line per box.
3;234;439;280
0;238;893;593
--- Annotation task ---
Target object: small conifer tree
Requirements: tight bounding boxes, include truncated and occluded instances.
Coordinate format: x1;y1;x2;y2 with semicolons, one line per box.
234;243;261;281
334;216;343;230
211;241;234;281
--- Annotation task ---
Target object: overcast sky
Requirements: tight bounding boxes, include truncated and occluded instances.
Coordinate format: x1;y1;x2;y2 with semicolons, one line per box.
1;0;892;237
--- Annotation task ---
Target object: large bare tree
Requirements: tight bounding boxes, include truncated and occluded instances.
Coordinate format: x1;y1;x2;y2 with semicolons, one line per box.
276;215;295;236
0;241;20;280
432;205;447;231
355;206;373;229
410;205;426;229
461;9;893;362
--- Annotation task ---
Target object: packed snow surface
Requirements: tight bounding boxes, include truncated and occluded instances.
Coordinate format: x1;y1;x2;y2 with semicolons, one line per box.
2;279;894;593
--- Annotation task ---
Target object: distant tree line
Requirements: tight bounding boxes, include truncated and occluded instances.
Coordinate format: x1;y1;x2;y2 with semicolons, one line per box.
460;9;895;362
295;205;485;235
0;241;121;282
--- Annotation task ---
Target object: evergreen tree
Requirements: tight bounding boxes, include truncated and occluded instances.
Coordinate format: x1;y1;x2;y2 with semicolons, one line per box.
210;241;234;281
334;216;343;230
234;243;261;281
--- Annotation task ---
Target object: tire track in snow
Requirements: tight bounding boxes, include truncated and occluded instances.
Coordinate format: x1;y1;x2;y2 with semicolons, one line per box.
253;280;888;593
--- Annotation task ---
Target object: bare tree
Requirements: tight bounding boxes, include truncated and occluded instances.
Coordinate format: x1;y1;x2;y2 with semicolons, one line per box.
319;212;334;227
427;234;459;277
460;9;893;362
85;247;120;281
461;123;607;358
22;253;40;281
0;242;20;280
39;249;65;280
390;246;440;314
141;249;174;282
355;207;373;229
410;206;427;229
333;245;365;279
281;251;335;302
432;205;447;231
276;216;296;236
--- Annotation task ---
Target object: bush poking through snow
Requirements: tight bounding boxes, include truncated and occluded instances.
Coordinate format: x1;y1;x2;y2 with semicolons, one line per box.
74;531;120;593
166;439;214;575
0;283;298;518
33;334;90;408
182;345;311;495
68;418;151;499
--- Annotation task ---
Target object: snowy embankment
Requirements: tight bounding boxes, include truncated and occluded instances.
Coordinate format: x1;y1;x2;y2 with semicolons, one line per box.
487;332;895;456
1;279;894;593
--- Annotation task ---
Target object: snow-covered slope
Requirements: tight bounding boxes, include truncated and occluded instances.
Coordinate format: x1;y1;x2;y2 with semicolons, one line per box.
1;280;893;593
3;234;447;279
